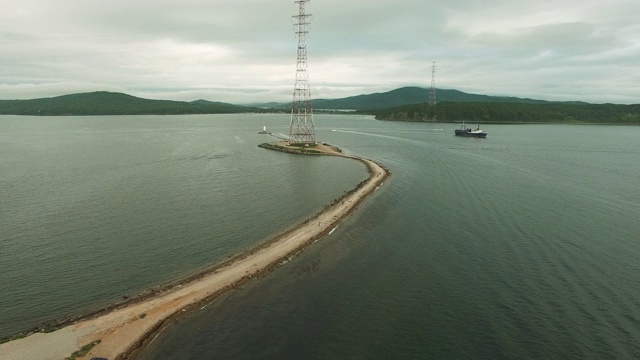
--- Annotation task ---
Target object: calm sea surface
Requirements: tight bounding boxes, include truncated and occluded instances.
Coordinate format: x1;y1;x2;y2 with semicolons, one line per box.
0;114;368;338
2;115;640;359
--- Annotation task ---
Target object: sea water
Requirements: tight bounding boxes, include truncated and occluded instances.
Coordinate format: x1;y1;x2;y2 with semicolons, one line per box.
140;117;640;359
2;115;640;359
0;114;368;338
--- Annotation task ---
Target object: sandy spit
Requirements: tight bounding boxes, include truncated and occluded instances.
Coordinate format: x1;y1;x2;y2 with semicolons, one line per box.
0;141;389;360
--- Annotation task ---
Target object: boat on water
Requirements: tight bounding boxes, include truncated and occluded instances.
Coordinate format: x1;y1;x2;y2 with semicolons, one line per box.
455;123;487;138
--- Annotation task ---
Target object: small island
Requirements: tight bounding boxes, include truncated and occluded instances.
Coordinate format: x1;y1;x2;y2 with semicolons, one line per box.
258;141;343;155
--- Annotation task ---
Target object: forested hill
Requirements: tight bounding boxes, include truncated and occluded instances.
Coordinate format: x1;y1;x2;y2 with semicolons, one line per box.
0;91;257;116
3;89;638;123
370;102;640;124
253;86;553;110
314;86;556;110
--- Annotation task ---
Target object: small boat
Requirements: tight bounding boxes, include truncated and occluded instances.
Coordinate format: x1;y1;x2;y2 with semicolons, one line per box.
455;123;487;138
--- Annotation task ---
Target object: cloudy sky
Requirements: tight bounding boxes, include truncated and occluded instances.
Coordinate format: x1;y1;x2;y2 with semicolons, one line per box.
1;0;639;104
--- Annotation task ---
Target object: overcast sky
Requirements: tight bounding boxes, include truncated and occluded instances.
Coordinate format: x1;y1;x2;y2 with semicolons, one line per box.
1;0;639;104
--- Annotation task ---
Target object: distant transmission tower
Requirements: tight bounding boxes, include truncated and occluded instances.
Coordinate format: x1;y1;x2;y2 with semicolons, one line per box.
289;0;316;145
429;61;437;106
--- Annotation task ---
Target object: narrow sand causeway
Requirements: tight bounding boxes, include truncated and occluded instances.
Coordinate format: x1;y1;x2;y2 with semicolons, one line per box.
0;142;389;360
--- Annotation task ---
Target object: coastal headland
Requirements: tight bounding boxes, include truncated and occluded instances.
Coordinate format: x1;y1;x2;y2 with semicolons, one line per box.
0;141;390;360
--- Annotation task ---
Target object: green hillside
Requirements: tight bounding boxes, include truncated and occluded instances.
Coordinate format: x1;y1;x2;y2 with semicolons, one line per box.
2;88;638;124
0;91;257;116
315;87;557;110
371;102;640;124
255;87;553;110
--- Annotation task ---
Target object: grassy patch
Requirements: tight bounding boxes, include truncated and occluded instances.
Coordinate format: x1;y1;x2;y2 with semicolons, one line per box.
65;339;101;360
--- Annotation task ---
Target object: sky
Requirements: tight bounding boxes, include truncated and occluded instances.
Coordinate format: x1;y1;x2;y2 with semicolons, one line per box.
1;0;639;104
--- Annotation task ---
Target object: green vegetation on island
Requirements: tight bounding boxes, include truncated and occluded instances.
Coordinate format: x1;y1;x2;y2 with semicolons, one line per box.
64;340;101;360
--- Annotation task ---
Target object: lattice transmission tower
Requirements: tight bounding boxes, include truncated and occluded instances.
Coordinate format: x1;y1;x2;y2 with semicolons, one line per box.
289;0;316;145
429;61;437;106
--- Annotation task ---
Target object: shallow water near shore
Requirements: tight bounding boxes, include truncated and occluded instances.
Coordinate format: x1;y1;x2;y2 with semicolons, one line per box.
2;115;640;359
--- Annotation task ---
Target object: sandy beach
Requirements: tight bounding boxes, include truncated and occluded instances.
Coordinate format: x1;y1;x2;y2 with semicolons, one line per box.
0;141;389;360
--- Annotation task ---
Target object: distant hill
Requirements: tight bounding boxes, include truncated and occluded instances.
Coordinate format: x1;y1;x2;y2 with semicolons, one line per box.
3;88;636;124
0;91;257;116
371;101;640;124
248;86;639;124
253;87;556;111
190;99;239;107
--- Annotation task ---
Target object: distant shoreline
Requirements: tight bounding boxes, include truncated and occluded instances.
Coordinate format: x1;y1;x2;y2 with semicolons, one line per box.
0;141;390;360
3;89;637;124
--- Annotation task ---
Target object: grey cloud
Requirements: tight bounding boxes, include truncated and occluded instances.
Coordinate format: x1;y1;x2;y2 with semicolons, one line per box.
0;0;638;104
